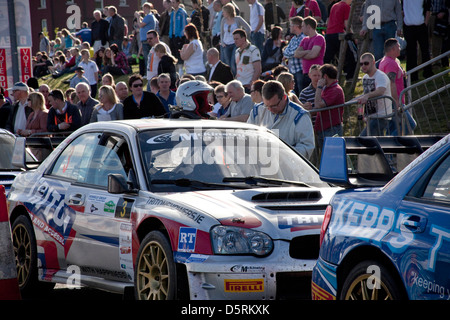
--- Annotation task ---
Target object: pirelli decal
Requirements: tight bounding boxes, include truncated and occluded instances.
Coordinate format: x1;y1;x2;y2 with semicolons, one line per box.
311;282;336;300
224;279;264;293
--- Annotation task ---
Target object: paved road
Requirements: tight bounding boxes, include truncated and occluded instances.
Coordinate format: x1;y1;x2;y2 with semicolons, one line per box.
25;284;124;300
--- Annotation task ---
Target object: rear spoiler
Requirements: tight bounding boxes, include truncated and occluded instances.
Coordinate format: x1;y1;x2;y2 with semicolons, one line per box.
319;135;444;188
12;136;67;170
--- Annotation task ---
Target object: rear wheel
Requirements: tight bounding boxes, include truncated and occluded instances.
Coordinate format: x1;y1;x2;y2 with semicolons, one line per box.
135;231;177;300
340;260;405;300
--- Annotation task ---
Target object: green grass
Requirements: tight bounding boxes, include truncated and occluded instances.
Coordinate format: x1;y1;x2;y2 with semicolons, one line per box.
38;64;142;100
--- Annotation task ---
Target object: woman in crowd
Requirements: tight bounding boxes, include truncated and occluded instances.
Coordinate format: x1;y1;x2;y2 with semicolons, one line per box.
94;47;106;72
277;72;302;105
102;47;115;74
90;85;124;122
101;73;116;88
219;4;250;75
250;80;265;104
102;44;131;76
154;43;178;89
212;84;232;118
261;26;287;72
17;92;48;137
180;23;206;76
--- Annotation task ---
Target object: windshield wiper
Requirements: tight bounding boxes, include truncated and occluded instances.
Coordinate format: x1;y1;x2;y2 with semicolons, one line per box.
150;178;251;189
222;176;312;188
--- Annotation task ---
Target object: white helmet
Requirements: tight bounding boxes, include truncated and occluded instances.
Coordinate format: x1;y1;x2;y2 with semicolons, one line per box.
175;80;213;116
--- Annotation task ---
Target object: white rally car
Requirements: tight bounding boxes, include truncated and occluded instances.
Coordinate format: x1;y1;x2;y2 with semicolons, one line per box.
8;119;337;300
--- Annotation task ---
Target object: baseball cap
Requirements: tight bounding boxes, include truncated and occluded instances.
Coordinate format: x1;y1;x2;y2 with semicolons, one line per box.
75;66;84;72
8;82;29;92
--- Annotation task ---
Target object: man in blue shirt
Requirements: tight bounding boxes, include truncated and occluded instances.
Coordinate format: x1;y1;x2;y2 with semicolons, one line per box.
75;22;92;44
135;3;157;70
169;0;188;60
156;73;176;115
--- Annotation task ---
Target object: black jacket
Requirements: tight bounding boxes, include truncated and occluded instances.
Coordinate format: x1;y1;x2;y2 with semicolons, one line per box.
4;101;33;133
207;61;234;85
123;91;167;119
91;18;109;46
47;103;82;132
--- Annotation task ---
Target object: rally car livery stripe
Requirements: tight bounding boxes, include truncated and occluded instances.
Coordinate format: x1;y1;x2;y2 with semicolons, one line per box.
312;281;336;300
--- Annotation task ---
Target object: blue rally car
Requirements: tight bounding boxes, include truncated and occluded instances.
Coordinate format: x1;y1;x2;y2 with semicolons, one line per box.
312;134;450;300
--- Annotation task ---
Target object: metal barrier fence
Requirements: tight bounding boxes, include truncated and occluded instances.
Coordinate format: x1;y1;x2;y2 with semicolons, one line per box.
309;95;398;166
400;67;450;136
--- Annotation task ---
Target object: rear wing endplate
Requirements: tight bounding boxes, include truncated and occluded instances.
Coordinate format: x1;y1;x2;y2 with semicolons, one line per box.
319;135;444;188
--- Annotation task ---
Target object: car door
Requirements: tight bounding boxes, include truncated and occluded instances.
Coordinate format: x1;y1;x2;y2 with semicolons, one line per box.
48;131;137;283
394;152;450;299
25;132;99;274
69;131;138;283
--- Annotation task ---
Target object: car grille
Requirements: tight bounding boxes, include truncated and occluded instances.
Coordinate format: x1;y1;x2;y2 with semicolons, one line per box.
276;272;312;300
289;235;320;260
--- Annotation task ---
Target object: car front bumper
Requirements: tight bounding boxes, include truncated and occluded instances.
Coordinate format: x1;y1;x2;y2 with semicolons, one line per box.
175;241;316;300
311;257;338;300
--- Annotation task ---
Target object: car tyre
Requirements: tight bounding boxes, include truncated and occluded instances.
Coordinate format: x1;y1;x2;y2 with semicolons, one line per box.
340;260;405;300
135;231;177;300
11;215;54;297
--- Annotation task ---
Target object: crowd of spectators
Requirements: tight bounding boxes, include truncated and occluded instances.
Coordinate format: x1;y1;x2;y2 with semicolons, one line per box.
1;0;448;161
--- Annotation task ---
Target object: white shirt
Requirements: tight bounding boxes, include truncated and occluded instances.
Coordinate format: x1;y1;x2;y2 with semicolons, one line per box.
249;0;265;34
403;0;426;26
147;41;171;80
208;61;219;81
14;101;28;133
78;60;99;85
362;69;393;118
235;43;261;85
184;39;206;74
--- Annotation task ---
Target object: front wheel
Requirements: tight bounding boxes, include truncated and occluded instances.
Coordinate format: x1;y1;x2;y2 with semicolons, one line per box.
11;215;54;297
134;231;177;300
340;260;405;300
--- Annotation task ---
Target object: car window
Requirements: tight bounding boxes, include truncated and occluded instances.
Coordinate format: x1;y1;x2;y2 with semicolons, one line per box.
422;155;450;202
49;133;100;182
84;134;130;187
138;128;328;191
49;132;132;188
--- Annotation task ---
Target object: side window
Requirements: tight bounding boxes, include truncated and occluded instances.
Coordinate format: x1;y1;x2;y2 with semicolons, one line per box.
84;134;132;188
49;133;100;182
422;155;450;202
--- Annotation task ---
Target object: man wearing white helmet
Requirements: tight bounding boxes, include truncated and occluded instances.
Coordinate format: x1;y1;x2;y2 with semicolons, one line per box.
173;80;214;119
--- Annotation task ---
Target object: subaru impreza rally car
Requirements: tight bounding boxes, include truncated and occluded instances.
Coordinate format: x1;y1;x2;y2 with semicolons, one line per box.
8;119;338;300
312;135;449;300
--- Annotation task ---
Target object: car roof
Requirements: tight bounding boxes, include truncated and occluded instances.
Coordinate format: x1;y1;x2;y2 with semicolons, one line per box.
80;119;267;133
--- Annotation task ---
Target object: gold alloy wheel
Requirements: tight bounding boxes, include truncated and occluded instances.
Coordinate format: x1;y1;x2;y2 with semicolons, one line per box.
136;240;170;300
344;274;394;300
12;223;32;289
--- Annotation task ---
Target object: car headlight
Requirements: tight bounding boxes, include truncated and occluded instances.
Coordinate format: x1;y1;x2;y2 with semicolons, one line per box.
210;225;273;256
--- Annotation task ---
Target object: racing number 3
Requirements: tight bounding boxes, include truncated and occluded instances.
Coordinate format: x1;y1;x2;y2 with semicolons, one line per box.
115;198;134;219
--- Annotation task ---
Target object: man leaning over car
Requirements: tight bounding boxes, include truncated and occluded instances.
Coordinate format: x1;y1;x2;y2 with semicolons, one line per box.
47;89;82;132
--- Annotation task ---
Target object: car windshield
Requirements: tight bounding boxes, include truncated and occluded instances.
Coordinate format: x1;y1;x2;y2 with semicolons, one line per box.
138;127;328;192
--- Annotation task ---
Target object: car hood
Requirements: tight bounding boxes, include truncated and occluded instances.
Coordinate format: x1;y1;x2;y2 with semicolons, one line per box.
162;186;338;240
